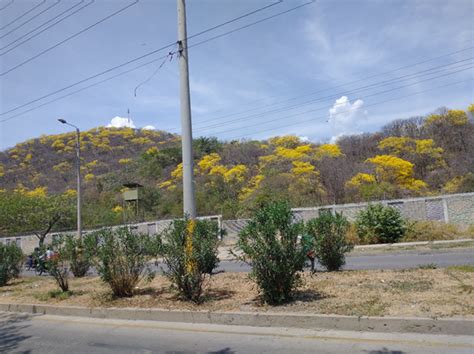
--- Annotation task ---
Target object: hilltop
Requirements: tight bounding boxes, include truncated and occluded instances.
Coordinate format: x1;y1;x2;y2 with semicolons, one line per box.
0;127;178;193
1;105;473;232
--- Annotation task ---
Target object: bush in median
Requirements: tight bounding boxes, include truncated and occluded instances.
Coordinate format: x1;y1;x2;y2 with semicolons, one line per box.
62;233;96;277
46;237;70;292
306;212;353;271
158;218;220;303
0;243;23;286
93;227;155;297
355;203;406;244
236;201;306;305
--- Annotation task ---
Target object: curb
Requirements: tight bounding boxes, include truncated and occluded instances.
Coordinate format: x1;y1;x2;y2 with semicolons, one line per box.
1;303;472;336
353;238;474;250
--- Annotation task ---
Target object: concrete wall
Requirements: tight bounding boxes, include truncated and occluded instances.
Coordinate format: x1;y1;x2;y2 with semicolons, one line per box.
292;192;474;224
2;193;473;253
224;193;474;244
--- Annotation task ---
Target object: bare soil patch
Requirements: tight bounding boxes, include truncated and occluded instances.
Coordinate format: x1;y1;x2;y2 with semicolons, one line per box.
1;268;472;318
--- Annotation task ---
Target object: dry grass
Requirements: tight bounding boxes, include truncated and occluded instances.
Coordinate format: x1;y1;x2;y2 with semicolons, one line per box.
1;268;473;318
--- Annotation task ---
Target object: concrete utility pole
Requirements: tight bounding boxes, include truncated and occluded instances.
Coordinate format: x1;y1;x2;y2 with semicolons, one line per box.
177;0;196;218
58;119;82;239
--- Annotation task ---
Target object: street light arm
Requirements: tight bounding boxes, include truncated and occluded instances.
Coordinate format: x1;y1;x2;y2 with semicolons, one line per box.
57;118;79;131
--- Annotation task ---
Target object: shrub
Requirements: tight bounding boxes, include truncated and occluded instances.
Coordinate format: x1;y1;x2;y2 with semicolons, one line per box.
47;237;70;292
355;203;406;244
93;227;155;297
306;212;353;271
236;201;306;305
159;218;220;303
403;221;470;242
62;234;96;277
0;243;23;286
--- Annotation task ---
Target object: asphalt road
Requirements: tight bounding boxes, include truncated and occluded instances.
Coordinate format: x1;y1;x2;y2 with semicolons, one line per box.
216;247;474;273
1;312;473;354
22;248;473;277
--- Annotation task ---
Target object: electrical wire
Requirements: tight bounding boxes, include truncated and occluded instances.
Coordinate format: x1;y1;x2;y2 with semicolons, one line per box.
192;58;473;132
197;66;473;136
0;52;172;123
194;46;474;123
1;0;281;55
0;0;61;40
0;0;139;76
224;78;473;141
0;0;311;118
0;0;15;12
186;1;315;51
0;0;45;30
0;0;94;54
131;0;284;97
186;0;283;41
134;50;175;97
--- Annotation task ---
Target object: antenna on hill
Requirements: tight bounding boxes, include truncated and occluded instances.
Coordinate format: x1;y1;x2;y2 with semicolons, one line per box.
127;108;131;125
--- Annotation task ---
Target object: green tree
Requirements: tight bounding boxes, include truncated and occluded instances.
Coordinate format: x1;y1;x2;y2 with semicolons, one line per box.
0;191;74;246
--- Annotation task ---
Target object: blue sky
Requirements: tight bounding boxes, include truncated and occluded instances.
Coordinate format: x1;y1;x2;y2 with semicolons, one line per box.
0;0;473;150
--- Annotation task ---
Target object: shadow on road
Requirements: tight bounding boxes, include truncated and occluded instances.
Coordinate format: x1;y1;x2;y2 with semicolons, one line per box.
0;312;32;353
365;348;405;354
209;348;235;354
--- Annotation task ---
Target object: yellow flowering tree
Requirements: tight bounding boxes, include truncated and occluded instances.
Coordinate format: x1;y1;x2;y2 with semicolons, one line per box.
378;137;445;179
314;144;343;159
347;154;427;200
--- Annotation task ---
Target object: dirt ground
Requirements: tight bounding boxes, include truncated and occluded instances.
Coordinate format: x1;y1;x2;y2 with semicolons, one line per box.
1;267;473;318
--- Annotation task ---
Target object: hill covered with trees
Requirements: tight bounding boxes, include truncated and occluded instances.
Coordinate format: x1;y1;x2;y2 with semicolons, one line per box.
1;105;473;235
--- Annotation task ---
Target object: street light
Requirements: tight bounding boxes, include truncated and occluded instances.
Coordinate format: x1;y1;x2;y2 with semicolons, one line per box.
58;118;82;239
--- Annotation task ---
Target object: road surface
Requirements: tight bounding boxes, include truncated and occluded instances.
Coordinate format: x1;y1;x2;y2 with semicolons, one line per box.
216;247;474;273
22;247;473;277
1;312;473;354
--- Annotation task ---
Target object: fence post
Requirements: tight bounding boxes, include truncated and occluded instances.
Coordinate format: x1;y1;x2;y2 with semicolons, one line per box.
442;197;450;223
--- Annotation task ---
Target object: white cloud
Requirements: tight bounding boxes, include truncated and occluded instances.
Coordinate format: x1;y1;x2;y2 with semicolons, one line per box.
142;125;156;130
328;96;367;140
107;116;136;128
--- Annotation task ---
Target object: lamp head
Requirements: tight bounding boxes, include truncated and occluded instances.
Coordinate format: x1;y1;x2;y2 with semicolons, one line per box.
58;118;67;124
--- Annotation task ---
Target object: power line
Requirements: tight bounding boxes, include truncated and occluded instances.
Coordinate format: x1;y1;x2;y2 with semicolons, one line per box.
0;52;172;123
194;46;474;123
1;0;281;55
0;0;45;30
0;0;94;54
134;50;175;97
5;57;470;127
0;0;139;77
192;58;473;132
186;0;283;41
0;0;15;12
203;66;473;137
0;0;61;40
225;78;473;141
132;0;283;97
0;0;311;118
186;1;315;51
